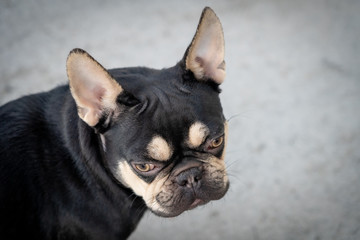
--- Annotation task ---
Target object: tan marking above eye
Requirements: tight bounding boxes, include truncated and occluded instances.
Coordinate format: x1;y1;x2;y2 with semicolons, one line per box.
188;122;209;148
147;136;173;161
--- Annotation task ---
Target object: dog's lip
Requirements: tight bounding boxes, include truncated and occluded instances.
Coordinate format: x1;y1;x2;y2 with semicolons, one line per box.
189;199;205;209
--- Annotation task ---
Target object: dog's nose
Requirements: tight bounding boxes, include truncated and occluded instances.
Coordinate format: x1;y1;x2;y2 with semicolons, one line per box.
175;167;203;189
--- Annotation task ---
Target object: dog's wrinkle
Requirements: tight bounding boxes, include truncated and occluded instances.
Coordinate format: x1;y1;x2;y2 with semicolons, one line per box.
156;190;174;206
112;74;178;118
173;78;191;94
150;86;173;112
136;99;148;115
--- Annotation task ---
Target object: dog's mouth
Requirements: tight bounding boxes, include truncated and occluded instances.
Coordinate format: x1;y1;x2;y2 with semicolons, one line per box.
150;197;209;218
189;198;206;210
150;180;229;218
147;164;230;218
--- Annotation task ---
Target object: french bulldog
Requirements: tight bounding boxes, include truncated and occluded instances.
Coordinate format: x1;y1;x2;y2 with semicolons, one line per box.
0;7;229;239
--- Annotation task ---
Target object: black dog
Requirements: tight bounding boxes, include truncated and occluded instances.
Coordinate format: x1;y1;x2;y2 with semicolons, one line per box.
0;7;229;239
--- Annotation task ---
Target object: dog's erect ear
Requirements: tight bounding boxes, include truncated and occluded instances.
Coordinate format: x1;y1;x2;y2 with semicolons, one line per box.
185;7;225;84
66;48;123;127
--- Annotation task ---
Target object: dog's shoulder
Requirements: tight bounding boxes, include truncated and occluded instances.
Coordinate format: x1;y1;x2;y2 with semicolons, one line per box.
0;85;74;175
0;85;70;139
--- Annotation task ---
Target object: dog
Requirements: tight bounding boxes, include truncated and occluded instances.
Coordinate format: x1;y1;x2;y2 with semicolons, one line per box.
0;7;229;239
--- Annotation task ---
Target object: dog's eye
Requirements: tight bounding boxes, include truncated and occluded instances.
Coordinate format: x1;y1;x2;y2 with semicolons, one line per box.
209;136;224;149
134;163;155;172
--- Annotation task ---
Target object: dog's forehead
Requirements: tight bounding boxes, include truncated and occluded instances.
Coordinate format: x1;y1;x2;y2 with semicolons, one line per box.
112;65;221;112
111;66;224;145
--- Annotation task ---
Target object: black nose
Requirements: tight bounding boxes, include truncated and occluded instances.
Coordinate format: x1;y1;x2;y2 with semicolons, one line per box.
175;167;203;189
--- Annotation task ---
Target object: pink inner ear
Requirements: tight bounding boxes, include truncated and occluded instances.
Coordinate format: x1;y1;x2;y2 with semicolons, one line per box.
67;50;123;126
93;86;106;102
185;8;225;84
74;77;105;111
195;56;204;69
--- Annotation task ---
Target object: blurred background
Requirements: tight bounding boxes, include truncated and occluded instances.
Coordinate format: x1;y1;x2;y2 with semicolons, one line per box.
1;0;359;239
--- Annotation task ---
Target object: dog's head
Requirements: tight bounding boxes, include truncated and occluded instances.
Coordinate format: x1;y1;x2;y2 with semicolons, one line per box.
66;7;228;217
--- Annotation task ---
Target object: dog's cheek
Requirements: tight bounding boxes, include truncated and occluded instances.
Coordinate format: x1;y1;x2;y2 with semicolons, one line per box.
205;157;229;189
116;161;149;197
143;176;170;214
116;161;172;215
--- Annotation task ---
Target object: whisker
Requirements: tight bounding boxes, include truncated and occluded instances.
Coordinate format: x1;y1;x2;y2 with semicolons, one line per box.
135;202;148;219
227;113;244;122
225;158;239;169
129;193;140;209
227;172;243;182
226;109;255;122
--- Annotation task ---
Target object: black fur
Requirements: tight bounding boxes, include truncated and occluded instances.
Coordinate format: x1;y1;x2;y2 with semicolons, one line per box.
0;61;224;239
0;84;145;239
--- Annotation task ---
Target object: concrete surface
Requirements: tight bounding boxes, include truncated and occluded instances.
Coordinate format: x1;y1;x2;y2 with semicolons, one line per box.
1;0;360;239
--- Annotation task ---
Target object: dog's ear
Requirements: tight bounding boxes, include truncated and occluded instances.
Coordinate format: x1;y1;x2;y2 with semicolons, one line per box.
66;48;123;127
184;7;225;84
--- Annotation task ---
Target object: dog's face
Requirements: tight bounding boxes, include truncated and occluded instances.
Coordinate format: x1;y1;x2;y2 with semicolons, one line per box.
66;7;229;217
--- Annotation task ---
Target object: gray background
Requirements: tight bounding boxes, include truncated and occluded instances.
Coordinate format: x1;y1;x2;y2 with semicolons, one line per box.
1;0;360;239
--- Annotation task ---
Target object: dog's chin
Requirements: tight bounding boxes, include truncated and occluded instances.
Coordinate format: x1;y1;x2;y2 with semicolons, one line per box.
188;198;208;210
150;199;209;218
